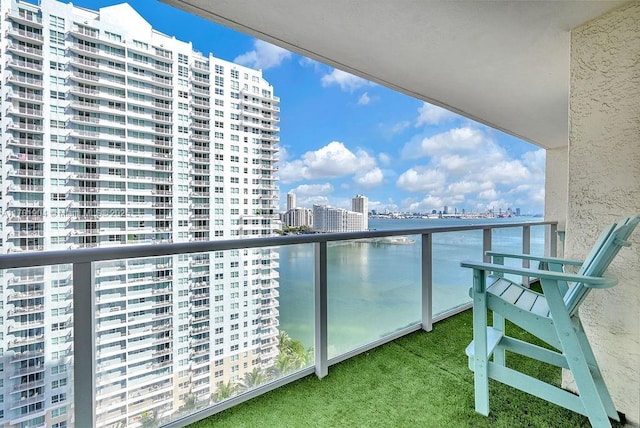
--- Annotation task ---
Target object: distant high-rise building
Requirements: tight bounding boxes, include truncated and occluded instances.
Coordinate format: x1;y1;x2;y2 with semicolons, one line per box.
351;194;369;230
287;192;297;211
0;0;280;426
282;207;313;228
312;204;364;233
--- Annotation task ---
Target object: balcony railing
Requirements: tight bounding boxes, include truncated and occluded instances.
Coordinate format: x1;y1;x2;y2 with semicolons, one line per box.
0;220;556;427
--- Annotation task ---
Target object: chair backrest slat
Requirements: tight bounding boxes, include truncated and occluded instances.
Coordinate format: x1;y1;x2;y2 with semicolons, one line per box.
565;215;640;315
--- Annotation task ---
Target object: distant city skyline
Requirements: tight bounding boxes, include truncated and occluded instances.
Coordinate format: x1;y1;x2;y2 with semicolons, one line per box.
284;190;524;217
66;0;546;216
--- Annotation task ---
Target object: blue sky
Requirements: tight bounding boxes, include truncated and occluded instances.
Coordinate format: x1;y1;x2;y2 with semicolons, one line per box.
68;0;546;215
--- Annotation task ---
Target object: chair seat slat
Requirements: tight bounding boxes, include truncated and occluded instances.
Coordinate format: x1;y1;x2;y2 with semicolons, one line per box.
514;289;538;311
487;278;511;296
530;295;550;317
499;283;524;305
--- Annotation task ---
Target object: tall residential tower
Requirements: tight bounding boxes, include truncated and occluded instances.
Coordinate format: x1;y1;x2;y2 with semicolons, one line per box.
0;1;280;426
352;194;368;231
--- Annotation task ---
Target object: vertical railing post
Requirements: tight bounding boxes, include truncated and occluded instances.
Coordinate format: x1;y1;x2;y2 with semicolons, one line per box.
522;225;531;286
482;228;492;263
314;242;328;378
548;223;558;258
73;261;96;428
421;233;433;332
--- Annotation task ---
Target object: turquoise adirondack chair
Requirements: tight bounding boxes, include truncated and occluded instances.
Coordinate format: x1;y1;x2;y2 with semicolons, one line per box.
461;215;639;427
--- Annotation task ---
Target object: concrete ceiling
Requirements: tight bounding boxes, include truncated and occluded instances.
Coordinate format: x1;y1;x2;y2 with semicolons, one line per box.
162;0;627;149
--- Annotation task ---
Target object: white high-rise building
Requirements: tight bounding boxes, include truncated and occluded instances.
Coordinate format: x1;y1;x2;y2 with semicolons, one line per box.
312;204;364;233
282;207;313;228
286;192;296;211
0;1;280;426
351;194;369;231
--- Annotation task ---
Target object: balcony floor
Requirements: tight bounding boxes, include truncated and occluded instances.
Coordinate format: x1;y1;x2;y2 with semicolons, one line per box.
191;310;622;427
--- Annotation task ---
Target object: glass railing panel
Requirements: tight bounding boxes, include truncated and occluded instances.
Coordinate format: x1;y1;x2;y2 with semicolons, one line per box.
530;224;546;257
1;264;74;428
276;243;315;365
432;230;482;316
326;236;421;358
94;244;314;426
492;224;547;284
491;226;528;283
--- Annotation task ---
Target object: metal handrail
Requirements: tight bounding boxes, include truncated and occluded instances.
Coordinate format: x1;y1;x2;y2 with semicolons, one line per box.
0;220;554;268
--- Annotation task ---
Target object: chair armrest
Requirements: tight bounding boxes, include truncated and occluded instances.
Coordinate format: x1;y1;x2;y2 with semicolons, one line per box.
460;261;617;289
484;252;583;266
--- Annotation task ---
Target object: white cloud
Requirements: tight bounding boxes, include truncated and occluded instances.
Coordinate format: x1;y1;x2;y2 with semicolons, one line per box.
296;195;331;209
404;195;445;213
357;92;372;105
415;102;458;127
396;167;445;192
522;149;546;176
390;120;411;134
446;180;493;194
393;126;545;214
354;167;384;188
401;127;486;160
234;39;292;70
299;57;318;68
472;160;531;184
378;153;392;165
291;183;334;196
321;69;372;92
278;141;377;183
478;188;499;200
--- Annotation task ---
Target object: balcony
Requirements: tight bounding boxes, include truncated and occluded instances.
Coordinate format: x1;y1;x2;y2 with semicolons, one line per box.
0;221;572;427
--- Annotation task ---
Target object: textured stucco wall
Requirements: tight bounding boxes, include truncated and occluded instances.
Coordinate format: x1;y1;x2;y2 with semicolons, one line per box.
544;147;569;256
567;2;640;425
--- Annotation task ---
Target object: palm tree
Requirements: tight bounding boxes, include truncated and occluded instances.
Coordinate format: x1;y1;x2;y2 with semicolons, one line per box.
277;331;291;349
276;330;313;371
181;393;197;413
240;367;267;391
269;352;296;377
138;411;158;428
212;381;237;402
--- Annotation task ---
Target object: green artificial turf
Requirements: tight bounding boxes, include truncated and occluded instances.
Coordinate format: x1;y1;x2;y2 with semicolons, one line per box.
190;310;623;428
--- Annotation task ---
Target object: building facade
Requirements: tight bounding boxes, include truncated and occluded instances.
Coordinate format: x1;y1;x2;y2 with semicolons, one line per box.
0;1;280;426
286;191;296;211
351;194;368;231
312;204;364;233
281;207;313;229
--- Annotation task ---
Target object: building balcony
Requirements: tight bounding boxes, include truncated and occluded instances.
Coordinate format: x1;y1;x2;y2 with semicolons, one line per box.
8;90;43;103
0;221;572;427
6;104;43;119
191;97;210;107
7;121;43;133
68;42;100;56
6;42;42;58
70;56;100;71
7;184;44;192
6;58;43;73
6;9;43;26
6;27;44;44
69;26;100;40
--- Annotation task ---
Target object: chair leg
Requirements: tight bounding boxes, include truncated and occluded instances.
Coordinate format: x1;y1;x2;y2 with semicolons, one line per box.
552;319;612;426
573;318;619;421
472;269;490;415
492;312;506;366
540;280;612;427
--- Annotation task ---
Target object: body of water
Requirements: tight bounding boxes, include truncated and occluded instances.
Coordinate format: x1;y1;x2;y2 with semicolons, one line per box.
276;217;545;357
